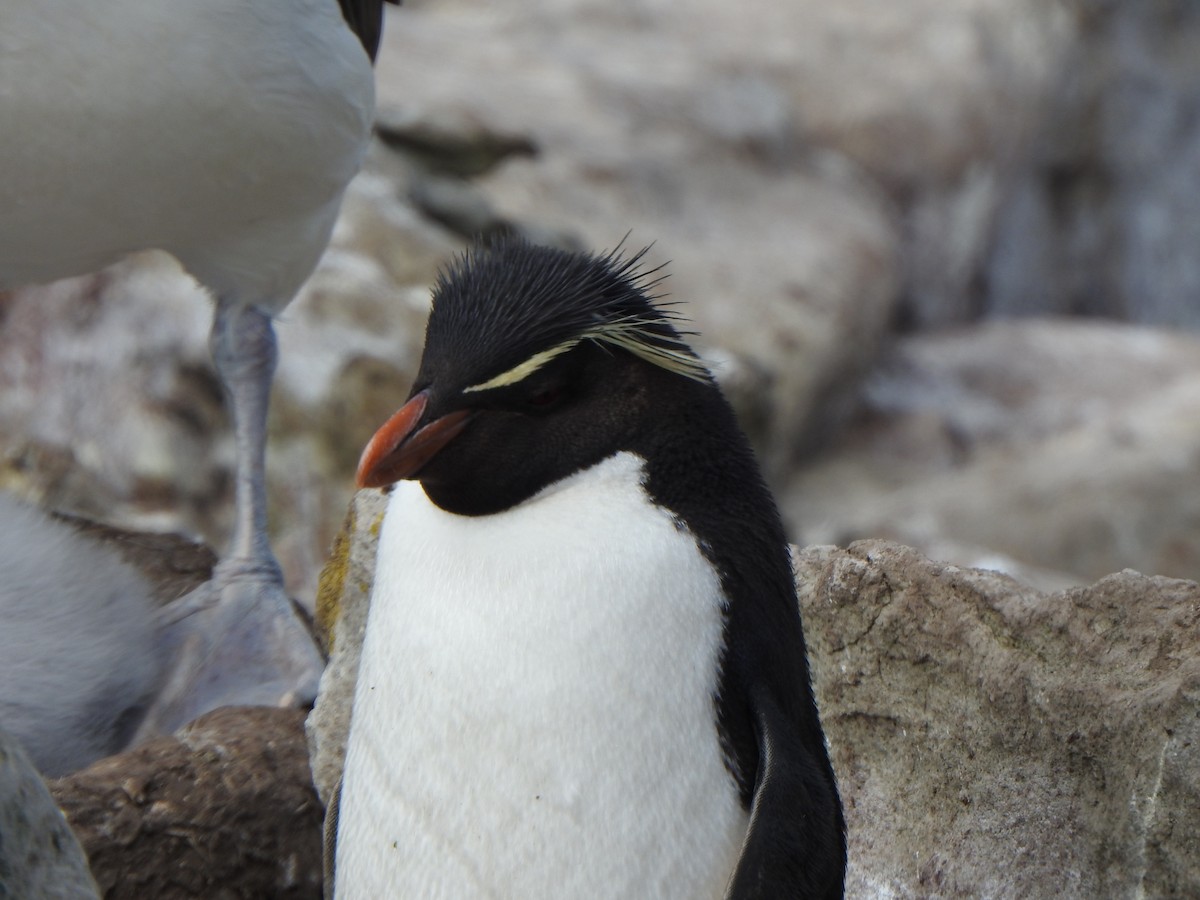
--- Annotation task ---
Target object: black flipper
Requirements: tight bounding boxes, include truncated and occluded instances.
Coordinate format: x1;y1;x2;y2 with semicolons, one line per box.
725;686;846;900
324;777;342;898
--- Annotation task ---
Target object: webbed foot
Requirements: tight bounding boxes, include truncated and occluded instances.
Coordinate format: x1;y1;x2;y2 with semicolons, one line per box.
138;558;325;738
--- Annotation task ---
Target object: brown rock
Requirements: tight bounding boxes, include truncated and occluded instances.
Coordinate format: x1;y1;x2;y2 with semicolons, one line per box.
49;707;322;900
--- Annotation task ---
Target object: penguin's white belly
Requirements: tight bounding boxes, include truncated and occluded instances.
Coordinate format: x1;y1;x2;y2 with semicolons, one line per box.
337;452;747;899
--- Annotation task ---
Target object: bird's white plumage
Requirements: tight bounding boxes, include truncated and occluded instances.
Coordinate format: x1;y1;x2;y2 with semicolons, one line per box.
0;0;377;728
0;0;374;307
337;451;747;899
0;494;162;777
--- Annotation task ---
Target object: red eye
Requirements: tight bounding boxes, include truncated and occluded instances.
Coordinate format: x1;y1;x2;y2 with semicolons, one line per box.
527;386;563;408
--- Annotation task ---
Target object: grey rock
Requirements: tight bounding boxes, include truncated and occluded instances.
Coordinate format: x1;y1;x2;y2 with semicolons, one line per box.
0;726;98;899
408;174;511;240
986;1;1200;328
798;540;1200;899
786;319;1200;583
374;105;537;178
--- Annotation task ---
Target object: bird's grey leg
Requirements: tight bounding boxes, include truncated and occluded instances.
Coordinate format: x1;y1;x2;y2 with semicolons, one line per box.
139;297;324;738
211;296;281;580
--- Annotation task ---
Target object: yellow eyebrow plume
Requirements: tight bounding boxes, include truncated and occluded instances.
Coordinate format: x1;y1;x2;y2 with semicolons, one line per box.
463;317;711;395
594;318;711;383
463;339;581;393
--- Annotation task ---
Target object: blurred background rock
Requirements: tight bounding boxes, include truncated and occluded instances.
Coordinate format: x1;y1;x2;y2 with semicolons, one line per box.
3;0;1198;606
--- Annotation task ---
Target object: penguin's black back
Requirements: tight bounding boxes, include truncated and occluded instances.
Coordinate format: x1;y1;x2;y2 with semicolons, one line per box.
627;364;847;897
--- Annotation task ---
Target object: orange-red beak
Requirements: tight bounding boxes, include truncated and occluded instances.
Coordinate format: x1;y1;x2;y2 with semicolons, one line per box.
355;390;473;489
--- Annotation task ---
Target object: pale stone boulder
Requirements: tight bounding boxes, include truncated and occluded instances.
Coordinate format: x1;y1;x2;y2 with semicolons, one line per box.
800;540;1200;899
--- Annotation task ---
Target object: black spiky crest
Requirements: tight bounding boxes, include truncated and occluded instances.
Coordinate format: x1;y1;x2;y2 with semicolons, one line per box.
419;236;710;395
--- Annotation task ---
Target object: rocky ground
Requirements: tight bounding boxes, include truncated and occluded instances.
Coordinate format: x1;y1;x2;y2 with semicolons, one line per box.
2;0;1200;897
42;522;1200;899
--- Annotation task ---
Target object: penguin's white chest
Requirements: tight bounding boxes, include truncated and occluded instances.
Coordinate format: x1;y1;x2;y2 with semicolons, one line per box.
336;452;747;899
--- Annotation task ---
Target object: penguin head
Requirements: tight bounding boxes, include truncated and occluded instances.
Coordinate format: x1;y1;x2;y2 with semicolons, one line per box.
356;237;713;516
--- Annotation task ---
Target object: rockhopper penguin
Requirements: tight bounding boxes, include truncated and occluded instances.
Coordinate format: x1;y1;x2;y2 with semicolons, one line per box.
334;238;846;898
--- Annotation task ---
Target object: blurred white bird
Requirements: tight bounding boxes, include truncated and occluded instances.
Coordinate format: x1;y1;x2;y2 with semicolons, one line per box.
0;0;396;731
0;495;162;777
